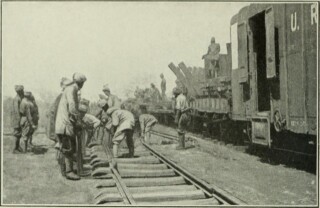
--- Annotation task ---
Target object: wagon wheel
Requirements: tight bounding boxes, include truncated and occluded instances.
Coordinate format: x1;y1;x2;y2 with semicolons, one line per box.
274;110;283;133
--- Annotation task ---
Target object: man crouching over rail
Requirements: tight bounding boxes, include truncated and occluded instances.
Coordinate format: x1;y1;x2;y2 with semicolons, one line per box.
78;99;102;146
106;107;135;168
139;106;158;144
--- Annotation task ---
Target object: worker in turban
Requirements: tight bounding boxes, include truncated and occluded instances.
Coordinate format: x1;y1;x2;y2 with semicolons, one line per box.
12;85;24;153
55;72;87;180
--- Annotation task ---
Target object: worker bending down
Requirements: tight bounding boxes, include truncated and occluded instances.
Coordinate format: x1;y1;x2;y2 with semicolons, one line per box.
78;99;101;146
106;107;135;167
139;113;158;144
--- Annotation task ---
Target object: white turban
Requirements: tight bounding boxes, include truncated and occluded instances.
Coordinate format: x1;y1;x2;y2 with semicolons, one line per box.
60;78;72;89
99;94;108;100
24;91;32;97
73;73;87;83
79;98;90;112
102;84;110;92
97;99;108;108
14;85;24;92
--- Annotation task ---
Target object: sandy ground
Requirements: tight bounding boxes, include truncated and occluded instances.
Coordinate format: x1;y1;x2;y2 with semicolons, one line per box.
2;133;97;205
150;124;317;205
2;125;317;205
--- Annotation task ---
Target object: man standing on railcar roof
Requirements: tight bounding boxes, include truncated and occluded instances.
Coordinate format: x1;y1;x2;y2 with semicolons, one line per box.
55;73;87;180
150;83;161;103
173;87;191;150
202;37;220;78
20;91;37;153
11;85;24;153
160;73;166;100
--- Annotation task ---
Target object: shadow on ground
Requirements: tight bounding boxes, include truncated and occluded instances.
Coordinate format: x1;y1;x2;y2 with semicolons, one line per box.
31;145;49;155
246;146;316;174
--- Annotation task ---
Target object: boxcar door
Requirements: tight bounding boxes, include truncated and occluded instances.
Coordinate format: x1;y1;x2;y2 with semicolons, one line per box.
265;7;276;79
231;21;247;120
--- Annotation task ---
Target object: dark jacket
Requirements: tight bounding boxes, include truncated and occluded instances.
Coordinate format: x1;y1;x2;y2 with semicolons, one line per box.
11;94;23;128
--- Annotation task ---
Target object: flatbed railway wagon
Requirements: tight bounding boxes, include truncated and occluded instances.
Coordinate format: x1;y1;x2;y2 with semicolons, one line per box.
167;45;232;135
230;3;318;154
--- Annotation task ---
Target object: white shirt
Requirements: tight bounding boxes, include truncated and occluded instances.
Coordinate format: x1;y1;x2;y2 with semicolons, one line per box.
175;94;188;111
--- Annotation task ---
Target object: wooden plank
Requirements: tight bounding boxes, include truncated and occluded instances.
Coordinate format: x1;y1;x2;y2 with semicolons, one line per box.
178;62;199;96
94;187;119;199
99;202;126;206
138;198;220;205
191;67;198;82
119;151;151;157
117;156;160;164
168;63;187;87
95;192;123;204
188;66;203;95
118;163;168;170
92;167;112;177
123;176;186;187
129;185;196;193
191;67;198;76
95;180;117;188
90;157;108;166
168;62;195;96
132;189;205;202
92;161;110;170
93;174;113;179
119;168;176;178
197;67;206;84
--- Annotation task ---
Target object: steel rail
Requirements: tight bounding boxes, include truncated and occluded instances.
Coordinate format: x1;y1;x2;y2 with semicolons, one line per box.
150;130;178;141
101;139;136;205
148;131;246;205
111;167;135;205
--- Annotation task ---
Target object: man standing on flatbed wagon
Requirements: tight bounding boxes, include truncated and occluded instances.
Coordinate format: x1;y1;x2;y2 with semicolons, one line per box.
173;87;191;150
202;36;220;78
160;73;166;100
11;85;24;153
55;73;87;180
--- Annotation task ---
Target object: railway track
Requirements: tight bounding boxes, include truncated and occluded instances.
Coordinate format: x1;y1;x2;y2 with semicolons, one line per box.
88;132;245;206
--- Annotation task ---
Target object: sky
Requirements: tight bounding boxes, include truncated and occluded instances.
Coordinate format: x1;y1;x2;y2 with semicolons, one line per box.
2;2;249;102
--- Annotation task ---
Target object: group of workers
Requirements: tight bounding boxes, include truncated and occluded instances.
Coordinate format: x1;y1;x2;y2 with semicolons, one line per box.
12;85;39;154
49;73;165;180
134;73;166;102
11;71;188;181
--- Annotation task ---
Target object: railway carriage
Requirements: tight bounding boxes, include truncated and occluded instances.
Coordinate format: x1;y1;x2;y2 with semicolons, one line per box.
230;3;318;153
131;3;318;154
